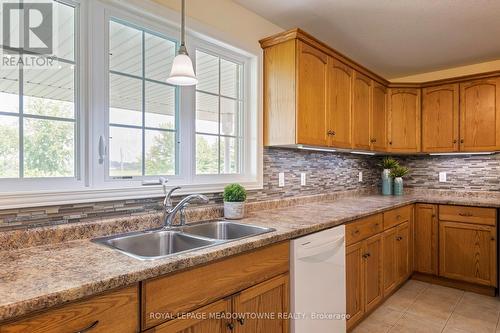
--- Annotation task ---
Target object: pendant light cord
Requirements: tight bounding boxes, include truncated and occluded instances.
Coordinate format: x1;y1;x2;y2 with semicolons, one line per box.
179;0;188;55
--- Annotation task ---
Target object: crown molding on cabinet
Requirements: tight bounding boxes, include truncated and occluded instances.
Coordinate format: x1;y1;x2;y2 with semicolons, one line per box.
259;28;500;88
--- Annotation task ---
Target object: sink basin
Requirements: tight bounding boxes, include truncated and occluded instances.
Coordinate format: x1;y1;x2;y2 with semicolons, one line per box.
180;221;275;240
92;230;220;260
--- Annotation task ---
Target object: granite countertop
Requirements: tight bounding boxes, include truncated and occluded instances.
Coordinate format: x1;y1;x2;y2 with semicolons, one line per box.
1;193;499;323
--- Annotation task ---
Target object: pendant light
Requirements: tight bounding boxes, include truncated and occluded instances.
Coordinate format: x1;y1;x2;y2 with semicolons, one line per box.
167;0;198;86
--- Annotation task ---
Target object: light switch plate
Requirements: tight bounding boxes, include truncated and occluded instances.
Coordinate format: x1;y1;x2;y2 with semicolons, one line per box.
358;171;363;182
278;172;285;187
300;172;306;186
439;171;447;182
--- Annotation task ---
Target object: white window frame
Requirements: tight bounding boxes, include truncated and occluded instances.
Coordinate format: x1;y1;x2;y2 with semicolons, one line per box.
0;0;262;209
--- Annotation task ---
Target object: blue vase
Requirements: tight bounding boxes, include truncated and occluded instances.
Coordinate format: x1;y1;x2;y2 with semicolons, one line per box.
382;169;393;195
394;177;404;196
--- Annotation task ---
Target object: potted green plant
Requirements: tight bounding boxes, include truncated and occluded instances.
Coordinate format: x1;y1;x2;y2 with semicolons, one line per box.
379;157;399;195
223;183;247;219
390;165;410;196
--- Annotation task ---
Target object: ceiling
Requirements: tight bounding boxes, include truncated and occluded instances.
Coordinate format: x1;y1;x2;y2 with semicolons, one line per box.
234;0;500;79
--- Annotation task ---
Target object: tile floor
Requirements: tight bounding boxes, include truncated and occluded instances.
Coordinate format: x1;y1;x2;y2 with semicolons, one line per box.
352;280;500;333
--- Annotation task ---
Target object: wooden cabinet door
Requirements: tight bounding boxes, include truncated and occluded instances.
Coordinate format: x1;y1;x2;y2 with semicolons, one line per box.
233;274;289;333
414;204;438;275
146;299;232;333
382;227;398;296
422;84;459;152
296;41;328;146
388;88;421;152
327;57;352;148
439;221;497;286
371;82;387;151
346;242;364;329
459;78;500;151
396;221;411;283
364;234;383;313
352;71;372;150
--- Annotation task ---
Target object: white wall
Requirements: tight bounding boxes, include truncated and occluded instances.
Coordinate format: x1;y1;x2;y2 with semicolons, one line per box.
151;0;283;54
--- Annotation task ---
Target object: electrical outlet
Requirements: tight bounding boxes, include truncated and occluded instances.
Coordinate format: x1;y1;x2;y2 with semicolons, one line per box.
300;172;306;186
439;171;447;182
358;171;363;182
278;172;285;187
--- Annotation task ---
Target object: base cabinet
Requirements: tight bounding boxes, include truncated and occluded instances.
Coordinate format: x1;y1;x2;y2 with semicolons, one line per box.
414;204;438;274
439;221;497;286
145;299;232;333
146;275;289;333
233;274;289;333
382;221;411;296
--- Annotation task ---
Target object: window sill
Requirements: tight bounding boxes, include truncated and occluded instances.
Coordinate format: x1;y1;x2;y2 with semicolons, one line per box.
0;180;263;210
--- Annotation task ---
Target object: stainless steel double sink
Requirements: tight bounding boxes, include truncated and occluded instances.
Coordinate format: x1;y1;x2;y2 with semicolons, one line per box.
92;221;275;260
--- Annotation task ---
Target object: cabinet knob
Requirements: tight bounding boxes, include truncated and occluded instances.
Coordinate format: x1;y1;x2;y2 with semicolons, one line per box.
354;229;360;234
491;237;496;241
327;130;336;136
460;139;464;143
389;141;392;145
237;318;245;325
453;139;457;144
227;322;235;330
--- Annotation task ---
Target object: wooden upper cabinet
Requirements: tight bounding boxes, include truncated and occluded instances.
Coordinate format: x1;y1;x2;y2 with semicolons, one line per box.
327;58;352;148
459;78;500;151
414;204;438;275
296;41;329;146
422;84;459;152
388;88;421;152
371;82;388;151
352;71;372;150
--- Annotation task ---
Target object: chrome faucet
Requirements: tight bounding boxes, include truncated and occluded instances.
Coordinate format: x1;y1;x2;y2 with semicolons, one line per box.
162;186;209;228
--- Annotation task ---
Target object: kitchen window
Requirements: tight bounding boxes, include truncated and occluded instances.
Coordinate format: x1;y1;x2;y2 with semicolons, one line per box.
0;0;78;180
195;50;243;175
107;19;179;178
0;0;260;206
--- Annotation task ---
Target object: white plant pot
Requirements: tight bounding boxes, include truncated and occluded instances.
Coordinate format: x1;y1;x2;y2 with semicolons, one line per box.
224;201;245;220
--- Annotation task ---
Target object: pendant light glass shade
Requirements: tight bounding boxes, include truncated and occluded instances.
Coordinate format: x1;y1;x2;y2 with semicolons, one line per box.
167;0;197;86
167;53;198;85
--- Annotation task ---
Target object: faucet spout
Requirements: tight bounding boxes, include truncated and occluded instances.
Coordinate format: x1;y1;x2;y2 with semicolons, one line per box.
164;193;209;228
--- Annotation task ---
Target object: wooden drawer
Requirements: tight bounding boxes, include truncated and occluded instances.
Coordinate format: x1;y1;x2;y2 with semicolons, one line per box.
1;285;139;333
439;205;497;226
142;242;289;329
346;214;383;246
383;205;412;230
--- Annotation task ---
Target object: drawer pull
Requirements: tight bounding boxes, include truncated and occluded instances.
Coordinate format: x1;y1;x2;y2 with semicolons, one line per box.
354;229;360;234
458;212;473;217
75;320;99;333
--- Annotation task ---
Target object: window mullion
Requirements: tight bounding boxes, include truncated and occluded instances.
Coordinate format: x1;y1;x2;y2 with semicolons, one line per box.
141;30;146;177
19;62;24;178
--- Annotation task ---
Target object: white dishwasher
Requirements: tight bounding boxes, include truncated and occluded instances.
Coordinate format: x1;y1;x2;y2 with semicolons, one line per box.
291;225;346;333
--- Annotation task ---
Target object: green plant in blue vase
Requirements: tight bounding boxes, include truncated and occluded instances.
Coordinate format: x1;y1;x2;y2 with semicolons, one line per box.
379;157;399;195
390;165;410;196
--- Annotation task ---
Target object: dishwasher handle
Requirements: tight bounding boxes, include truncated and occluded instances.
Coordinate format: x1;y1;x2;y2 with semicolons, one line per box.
297;235;344;260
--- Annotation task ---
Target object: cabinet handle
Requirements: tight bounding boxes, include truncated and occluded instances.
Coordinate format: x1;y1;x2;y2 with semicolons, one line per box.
491;237;496;241
327;130;336;136
354;229;360;234
389;141;392;145
237;318;245;325
453;139;457;144
227;322;235;330
75;321;99;333
370;138;377;143
458;212;473;217
460;139;464;143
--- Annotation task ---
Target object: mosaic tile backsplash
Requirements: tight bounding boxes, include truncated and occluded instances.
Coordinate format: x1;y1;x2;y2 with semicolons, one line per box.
0;148;380;230
0;148;498;230
396;153;500;191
